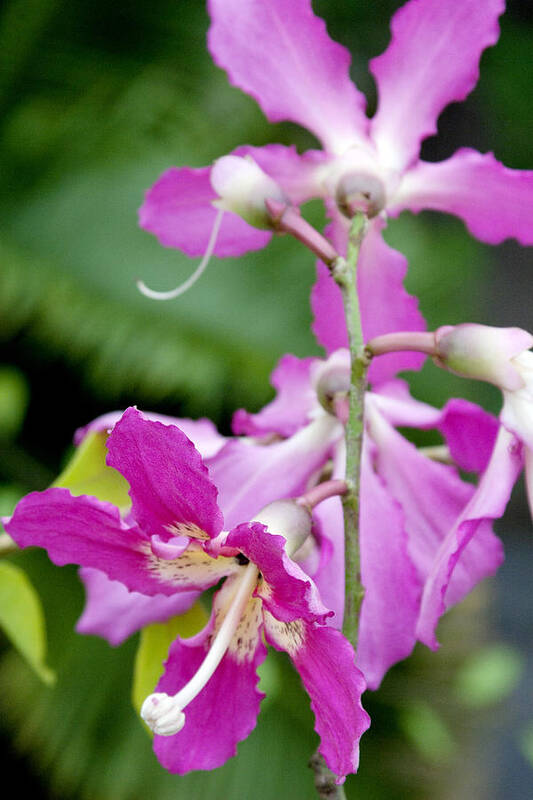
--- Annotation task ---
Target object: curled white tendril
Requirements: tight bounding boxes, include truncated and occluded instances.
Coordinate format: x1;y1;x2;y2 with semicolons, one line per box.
136;208;224;301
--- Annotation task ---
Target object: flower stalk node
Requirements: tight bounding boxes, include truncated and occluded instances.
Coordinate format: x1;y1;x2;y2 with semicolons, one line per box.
264;199;339;266
335;171;386;219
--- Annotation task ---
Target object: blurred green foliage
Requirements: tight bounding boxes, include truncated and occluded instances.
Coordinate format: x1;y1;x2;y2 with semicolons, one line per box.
1;0;532;798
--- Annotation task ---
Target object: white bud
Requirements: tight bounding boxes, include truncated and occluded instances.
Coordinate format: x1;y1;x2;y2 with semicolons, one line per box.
253;499;312;558
210;155;287;229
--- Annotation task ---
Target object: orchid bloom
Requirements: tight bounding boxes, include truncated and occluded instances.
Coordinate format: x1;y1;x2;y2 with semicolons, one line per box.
233;349;522;687
5;407;369;781
139;0;533;386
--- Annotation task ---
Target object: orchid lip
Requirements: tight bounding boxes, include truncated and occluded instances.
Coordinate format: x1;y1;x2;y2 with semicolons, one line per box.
140;561;259;736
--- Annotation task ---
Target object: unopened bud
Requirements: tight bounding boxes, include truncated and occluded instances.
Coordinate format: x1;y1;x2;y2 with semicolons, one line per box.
211;155;287;229
253;499;312;558
435;324;533;391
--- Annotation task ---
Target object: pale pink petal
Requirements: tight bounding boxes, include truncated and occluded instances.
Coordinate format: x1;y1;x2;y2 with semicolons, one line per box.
264;614;369;781
232;354;316;437
207;0;368;154
305;496;344;627
311;213;427;385
139;166;271;257
392;149;533;245
76;567;197;646
207;414;341;529
357;439;421;689
236;144;326;204
370;0;504;171
106;408;223;540
368;402;504;618
154;601;267;774
75;410;226;459
415;426;522;649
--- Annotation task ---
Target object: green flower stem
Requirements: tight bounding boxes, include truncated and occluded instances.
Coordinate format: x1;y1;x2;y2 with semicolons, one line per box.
332;213;369;650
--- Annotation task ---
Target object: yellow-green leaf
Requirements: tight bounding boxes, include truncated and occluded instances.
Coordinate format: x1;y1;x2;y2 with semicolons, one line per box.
54;430;130;507
0;561;55;685
132;602;209;718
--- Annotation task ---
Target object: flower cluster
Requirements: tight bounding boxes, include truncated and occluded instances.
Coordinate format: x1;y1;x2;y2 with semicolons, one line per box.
4;0;533;790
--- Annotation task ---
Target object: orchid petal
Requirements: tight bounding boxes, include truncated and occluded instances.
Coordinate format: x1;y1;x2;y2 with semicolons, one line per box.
438;398;499;473
106;408;223;541
236;144;326;205
368;401;504;621
207;0;368;154
370;0;504;171
392;149;533;245
207;414;341;530
154;587;267;774
225;522;331;624
357;438;421;689
75;410;226;459
5;488;235;596
139;165;271;257
311;213;427;385
415;426;522;649
264;614;369;781
232;354;316;437
76;567;197;646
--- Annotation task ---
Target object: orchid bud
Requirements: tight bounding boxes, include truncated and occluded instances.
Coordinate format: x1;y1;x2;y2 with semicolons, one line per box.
435;324;533;391
253;499;312;558
210;155;287;229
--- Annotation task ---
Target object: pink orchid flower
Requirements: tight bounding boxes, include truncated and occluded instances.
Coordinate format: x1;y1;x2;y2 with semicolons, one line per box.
140;0;533;386
233;349;521;686
5;407;369;781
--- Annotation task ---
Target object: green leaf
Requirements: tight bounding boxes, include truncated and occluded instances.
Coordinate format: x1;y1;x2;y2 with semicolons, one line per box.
0;560;55;685
454;643;524;708
132;602;209;716
53;430;130;507
0;366;29;438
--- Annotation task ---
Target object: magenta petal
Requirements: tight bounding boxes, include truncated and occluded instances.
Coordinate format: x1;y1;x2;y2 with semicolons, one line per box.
75;411;225;458
76;567;197;646
232;354;316;437
207;0;368;154
265;618;369;781
207;415;340;529
139;165;271;257
370;0;504;171
5;488;158;589
415;426;521;649
357;440;421;689
311;213;427;385
391;148;533;245
106;408;223;540
226;522;331;624
154;612;267;774
438;398;499;473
